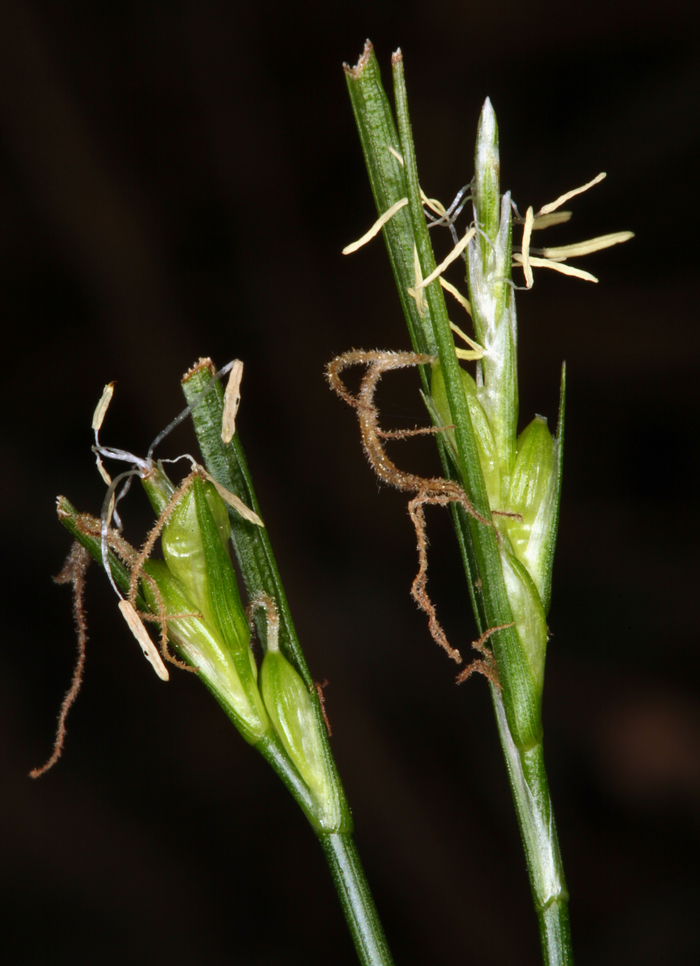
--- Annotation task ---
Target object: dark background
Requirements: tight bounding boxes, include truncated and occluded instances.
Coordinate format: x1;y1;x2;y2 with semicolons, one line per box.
2;2;699;964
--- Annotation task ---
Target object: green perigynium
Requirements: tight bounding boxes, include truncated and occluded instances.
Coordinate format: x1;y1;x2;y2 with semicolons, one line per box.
504;415;561;613
257;595;342;829
505;418;555;557
157;474;250;664
497;547;549;695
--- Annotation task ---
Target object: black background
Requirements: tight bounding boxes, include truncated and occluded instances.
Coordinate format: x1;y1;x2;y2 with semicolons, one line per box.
2;2;699;964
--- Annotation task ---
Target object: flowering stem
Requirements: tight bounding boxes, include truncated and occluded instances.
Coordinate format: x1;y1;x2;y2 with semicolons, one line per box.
57;365;395;966
180;362;395;966
344;43;573;966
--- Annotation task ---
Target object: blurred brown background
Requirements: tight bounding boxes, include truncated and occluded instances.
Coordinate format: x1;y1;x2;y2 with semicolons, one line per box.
1;1;699;964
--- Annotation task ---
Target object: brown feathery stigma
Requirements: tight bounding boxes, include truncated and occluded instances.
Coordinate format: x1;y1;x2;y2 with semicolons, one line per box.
61;500;201;675
30;542;92;778
326;349;493;666
38;494;209;773
455;623;514;688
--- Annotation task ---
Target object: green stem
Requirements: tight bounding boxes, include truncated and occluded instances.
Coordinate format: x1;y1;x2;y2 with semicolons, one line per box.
318;832;395;966
257;731;317;822
492;691;572;966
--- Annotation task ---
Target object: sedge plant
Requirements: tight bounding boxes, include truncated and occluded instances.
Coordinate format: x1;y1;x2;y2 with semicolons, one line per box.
330;41;633;966
38;41;632;966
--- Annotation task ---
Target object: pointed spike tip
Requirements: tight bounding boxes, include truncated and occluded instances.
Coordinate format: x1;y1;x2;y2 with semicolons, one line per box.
478;97;498;147
474;97;501;247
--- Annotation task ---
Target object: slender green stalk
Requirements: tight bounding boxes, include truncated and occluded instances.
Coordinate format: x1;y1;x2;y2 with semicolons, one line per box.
344;43;573;965
319;832;396;966
492;690;572;966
